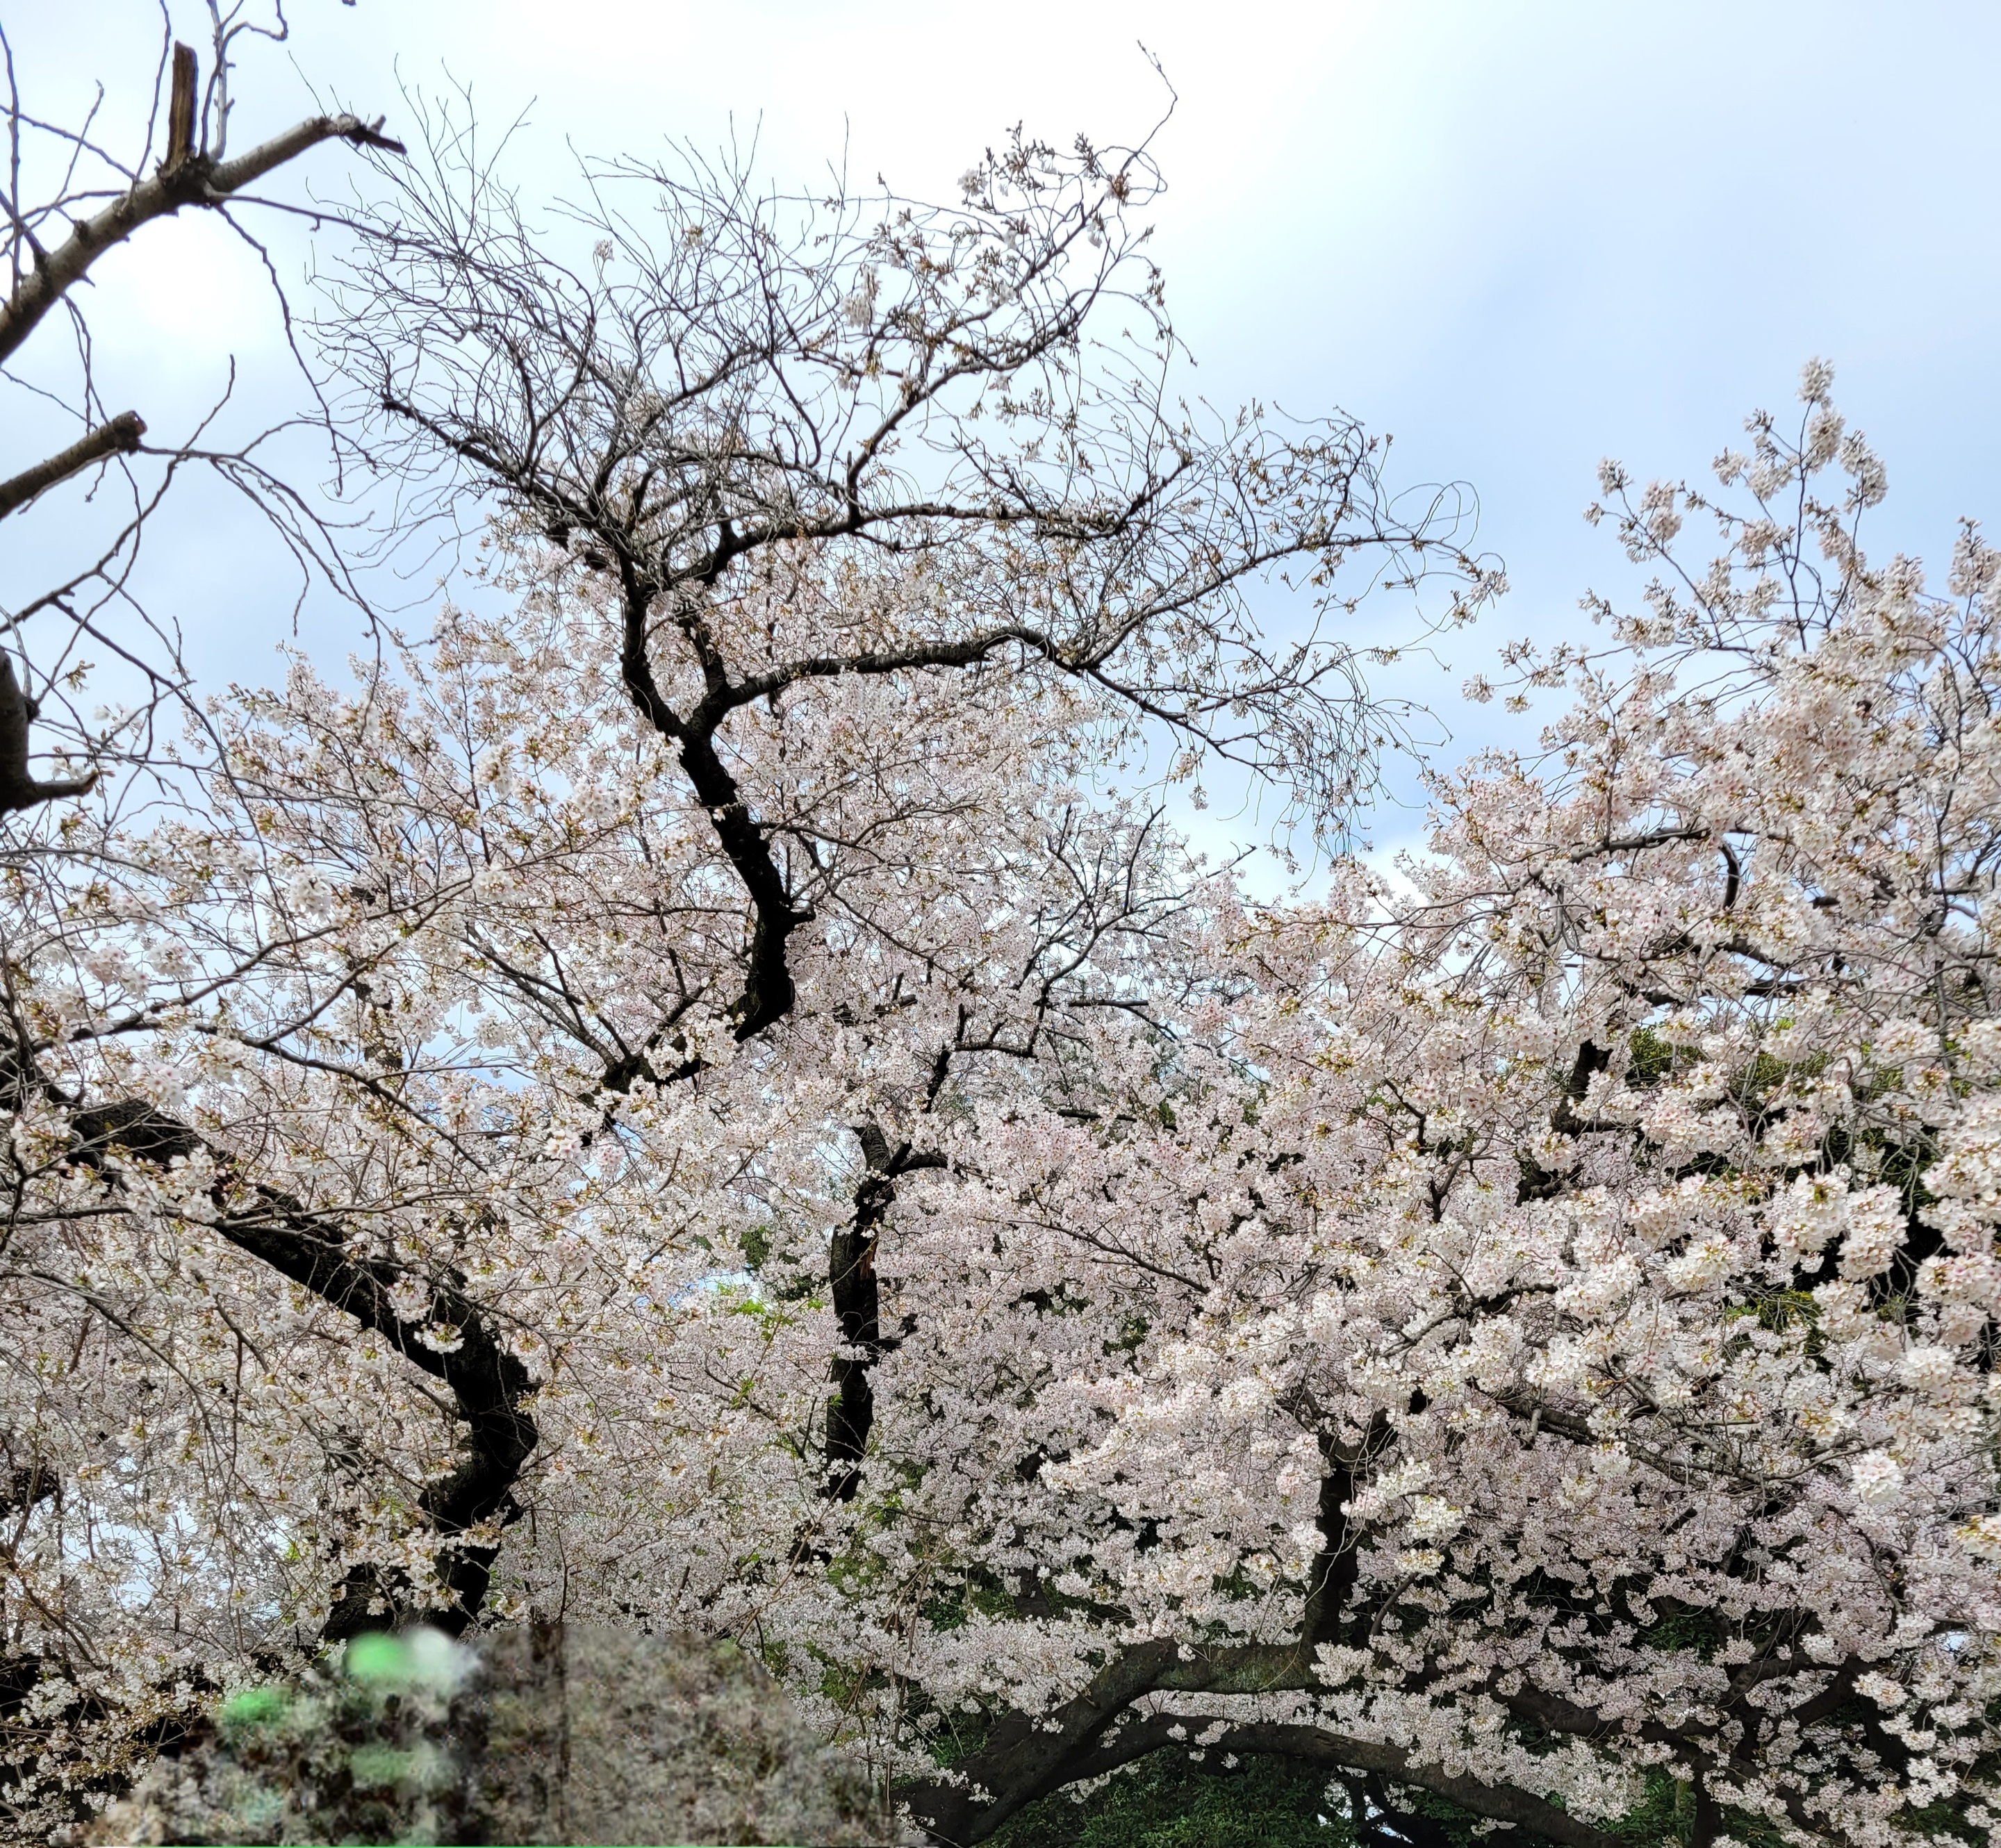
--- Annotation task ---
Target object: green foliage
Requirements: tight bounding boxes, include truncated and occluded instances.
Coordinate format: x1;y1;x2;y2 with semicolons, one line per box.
987;1749;1352;1848
92;1628;472;1845
741;1219;823;1302
1623;1025;1683;1090
980;1749;1828;1848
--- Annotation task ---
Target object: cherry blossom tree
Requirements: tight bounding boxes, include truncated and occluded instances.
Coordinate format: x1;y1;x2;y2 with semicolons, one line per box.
0;8;422;1824
879;366;2001;1845
1;64;1492;1837
3;26;1995;1843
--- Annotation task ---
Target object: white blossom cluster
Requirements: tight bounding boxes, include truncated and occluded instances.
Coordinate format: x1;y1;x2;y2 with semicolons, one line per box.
4;367;1998;1845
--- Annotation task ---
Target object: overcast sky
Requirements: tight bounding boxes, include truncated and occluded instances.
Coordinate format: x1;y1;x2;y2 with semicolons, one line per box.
10;0;2000;866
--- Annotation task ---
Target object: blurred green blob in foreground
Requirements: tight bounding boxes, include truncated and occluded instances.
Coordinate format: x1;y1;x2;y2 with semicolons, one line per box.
88;1625;897;1845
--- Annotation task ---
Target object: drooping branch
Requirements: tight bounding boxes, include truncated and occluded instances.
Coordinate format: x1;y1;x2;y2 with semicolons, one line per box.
898;1423;1672;1845
898;1635;1309;1842
900;1646;1640;1847
1055;1719;1624;1848
65;1098;534;1637
897;1424;1406;1838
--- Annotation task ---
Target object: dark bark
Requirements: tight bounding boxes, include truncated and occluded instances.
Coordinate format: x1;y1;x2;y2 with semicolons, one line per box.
900;1635;1192;1842
65;1099;535;1637
824;1123;941;1499
1304;1410;1389;1648
677;729;803;1042
164;42;197;173
1519;1037;1613;1201
609;577;809;1044
0;44;402;370
0;1458;56;1521
1690;1769;1723;1848
0;656;97;813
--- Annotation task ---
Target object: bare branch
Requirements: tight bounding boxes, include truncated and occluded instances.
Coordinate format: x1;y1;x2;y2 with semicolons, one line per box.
0;407;144;519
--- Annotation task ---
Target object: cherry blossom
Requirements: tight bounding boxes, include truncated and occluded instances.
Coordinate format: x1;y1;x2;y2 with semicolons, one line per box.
3;77;1995;1843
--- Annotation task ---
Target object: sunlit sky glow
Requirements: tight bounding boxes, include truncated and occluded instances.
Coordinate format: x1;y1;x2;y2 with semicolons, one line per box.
10;0;1999;871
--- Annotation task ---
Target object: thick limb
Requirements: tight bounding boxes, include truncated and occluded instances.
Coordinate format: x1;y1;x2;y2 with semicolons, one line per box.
66;1099;535;1636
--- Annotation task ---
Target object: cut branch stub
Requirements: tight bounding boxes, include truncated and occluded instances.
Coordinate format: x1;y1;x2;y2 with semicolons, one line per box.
0;99;403;369
0;411;146;521
163;42;197;174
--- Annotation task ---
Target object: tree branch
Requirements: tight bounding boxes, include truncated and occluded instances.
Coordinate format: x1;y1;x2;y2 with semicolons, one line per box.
0;42;402;369
0;409;145;520
0;654;96;813
65;1097;534;1637
823;1123;943;1499
1079;1719;1624;1848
